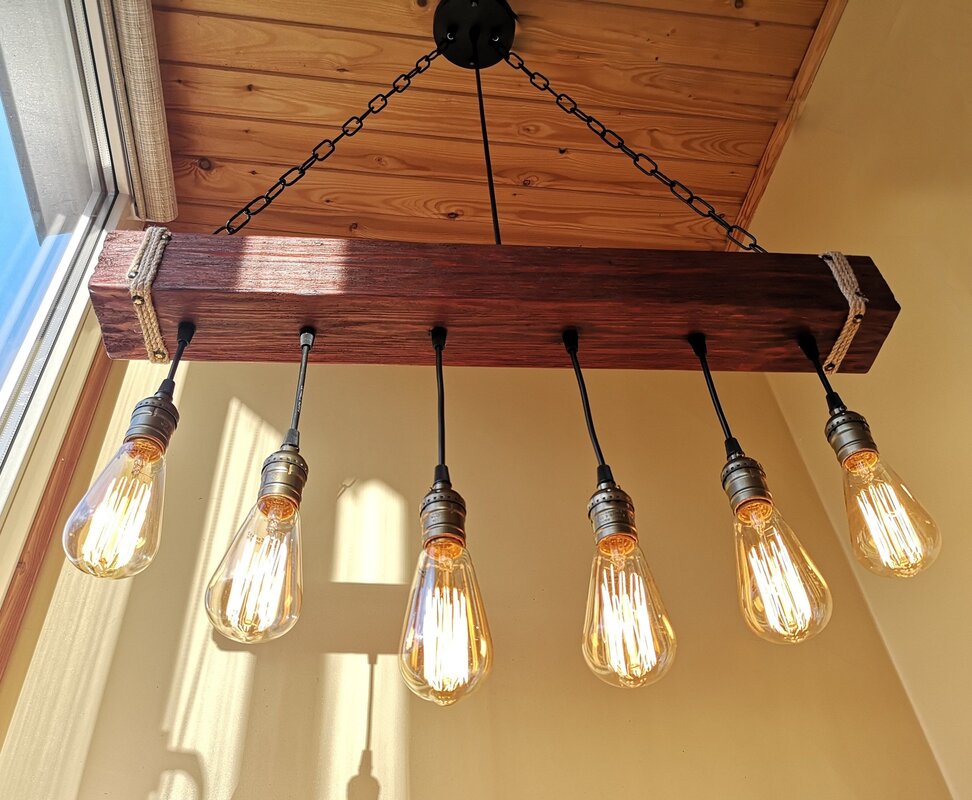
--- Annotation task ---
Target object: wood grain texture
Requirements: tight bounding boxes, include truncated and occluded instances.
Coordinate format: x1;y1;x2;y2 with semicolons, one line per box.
160;65;776;165
167;111;756;199
153;0;840;250
0;349;113;684
89;231;898;373
731;0;847;247
155;0;813;76
170;156;735;247
153;9;796;122
160;0;827;30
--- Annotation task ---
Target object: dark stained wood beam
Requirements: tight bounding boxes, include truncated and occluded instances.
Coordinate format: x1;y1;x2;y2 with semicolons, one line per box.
89;231;898;373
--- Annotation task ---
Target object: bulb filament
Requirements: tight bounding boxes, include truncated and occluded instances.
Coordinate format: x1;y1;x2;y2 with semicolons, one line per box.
81;474;153;575
747;532;813;638
598;560;658;679
421;584;471;693
223;498;295;638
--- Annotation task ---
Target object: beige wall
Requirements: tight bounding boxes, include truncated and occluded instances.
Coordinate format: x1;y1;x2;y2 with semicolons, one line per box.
0;357;949;798
752;0;972;796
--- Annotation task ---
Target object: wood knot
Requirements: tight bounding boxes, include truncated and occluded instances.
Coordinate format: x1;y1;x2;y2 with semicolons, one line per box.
198;157;213;171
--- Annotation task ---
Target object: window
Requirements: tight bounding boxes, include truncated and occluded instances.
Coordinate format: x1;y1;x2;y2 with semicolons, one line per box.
0;0;118;493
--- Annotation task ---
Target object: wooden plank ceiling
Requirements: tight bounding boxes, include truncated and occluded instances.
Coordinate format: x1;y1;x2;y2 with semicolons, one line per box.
153;0;844;250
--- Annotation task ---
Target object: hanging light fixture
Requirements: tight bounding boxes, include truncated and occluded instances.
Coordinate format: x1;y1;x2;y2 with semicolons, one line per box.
563;329;676;687
71;0;940;701
689;333;832;644
205;328;315;643
398;327;493;706
797;333;941;577
63;321;195;579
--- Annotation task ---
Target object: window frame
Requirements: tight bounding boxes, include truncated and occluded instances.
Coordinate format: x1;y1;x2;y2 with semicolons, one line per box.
0;0;136;596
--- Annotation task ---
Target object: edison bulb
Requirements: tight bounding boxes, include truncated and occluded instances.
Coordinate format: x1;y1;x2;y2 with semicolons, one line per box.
842;450;940;577
399;538;492;705
63;437;166;579
205;495;302;643
734;500;832;644
583;534;676;687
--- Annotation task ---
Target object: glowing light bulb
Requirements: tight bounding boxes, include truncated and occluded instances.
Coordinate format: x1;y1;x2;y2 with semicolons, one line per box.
734;499;832;644
583;534;676;687
63;437;166;579
205;495;302;643
399;537;492;705
842;450;940;577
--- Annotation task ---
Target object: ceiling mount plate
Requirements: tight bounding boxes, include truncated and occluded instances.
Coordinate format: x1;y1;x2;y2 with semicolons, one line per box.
433;0;517;70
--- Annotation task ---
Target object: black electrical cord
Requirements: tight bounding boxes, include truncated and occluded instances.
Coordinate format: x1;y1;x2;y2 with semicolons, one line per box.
562;329;613;483
431;326;450;482
158;321;196;397
688;332;743;459
797;331;846;414
282;328;315;448
472;36;502;245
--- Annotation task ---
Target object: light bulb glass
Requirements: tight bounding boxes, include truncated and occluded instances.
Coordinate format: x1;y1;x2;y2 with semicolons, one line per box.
842;450;940;577
582;534;676;687
734;500;832;644
205;495;302;643
399;538;492;705
63;437;166;579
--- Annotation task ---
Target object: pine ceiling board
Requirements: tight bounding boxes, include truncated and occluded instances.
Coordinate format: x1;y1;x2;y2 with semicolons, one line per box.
155;1;811;77
160;65;775;165
159;0;826;28
171;157;734;247
167;201;724;250
153;9;795;120
584;0;826;26
167;113;754;200
154;0;840;250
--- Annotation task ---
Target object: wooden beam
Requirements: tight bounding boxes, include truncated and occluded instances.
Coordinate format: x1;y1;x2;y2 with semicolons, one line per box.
89;231;898;373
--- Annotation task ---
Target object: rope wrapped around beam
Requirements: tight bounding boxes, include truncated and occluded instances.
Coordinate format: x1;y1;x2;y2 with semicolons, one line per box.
127;226;172;363
821;251;868;373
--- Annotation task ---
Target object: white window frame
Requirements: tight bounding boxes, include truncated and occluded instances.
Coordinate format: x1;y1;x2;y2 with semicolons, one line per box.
0;0;137;595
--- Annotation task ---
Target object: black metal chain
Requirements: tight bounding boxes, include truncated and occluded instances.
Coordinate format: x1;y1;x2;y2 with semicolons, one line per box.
214;43;448;235
495;47;767;253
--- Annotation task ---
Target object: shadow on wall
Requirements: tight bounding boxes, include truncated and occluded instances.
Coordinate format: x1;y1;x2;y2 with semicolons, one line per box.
0;360;953;799
75;395;411;799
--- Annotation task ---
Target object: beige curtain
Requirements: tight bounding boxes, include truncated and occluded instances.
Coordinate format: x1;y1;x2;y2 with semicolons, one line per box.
100;0;177;222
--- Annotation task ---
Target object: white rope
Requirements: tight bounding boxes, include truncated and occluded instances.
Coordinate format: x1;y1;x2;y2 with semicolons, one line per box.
820;251;868;373
127;226;172;363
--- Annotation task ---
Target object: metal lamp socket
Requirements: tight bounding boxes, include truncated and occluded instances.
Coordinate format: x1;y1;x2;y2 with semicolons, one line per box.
420;480;467;545
587;480;637;545
721;454;772;513
826;409;878;464
258;446;309;507
124;391;179;451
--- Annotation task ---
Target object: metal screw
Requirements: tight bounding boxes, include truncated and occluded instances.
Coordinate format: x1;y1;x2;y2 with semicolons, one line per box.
128;271;137;279
153;350;166;361
133;296;144;306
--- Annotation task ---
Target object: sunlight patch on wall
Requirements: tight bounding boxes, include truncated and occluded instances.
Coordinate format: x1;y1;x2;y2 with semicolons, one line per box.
159;398;281;800
331;479;408;586
0;361;172;798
